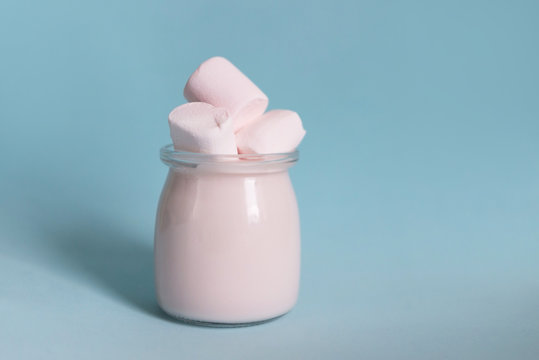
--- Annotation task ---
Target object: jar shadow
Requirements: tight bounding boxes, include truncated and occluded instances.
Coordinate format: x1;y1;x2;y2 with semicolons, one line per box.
52;220;226;328
52;220;169;320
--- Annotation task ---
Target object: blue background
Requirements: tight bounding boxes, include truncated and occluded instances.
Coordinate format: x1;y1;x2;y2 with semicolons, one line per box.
1;0;538;358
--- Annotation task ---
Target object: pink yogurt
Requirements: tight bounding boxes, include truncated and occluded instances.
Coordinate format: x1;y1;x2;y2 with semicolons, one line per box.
154;146;301;325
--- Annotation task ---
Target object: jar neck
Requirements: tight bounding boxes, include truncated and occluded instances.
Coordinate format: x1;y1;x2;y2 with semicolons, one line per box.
160;145;299;174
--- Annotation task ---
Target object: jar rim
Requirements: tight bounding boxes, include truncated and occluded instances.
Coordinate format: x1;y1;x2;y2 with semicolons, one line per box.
160;144;299;169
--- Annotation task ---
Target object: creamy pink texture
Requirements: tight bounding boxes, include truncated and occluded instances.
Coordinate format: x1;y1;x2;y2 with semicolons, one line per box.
154;165;300;324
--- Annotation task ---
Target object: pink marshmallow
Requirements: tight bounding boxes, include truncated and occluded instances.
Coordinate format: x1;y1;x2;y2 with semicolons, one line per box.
183;57;268;133
168;102;238;154
236;110;306;154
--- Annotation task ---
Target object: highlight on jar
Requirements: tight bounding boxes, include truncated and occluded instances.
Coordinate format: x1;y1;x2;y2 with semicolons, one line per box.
154;57;306;327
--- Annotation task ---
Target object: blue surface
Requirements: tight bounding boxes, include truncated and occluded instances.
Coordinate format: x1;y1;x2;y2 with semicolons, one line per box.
1;0;538;358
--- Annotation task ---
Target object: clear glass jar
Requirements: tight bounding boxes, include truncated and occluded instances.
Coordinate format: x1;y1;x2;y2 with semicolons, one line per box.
155;145;301;326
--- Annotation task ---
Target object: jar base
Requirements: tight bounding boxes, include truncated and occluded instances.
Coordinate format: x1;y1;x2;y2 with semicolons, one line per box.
163;311;288;328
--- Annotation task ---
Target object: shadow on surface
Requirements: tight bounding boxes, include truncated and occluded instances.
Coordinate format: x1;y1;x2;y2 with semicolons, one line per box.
51;219;170;320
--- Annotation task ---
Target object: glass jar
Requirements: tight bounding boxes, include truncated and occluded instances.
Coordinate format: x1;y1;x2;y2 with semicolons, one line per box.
154;145;301;326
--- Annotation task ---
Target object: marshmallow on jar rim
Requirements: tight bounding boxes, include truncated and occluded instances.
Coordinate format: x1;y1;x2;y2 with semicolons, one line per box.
183;56;268;133
236;110;306;154
168;102;238;155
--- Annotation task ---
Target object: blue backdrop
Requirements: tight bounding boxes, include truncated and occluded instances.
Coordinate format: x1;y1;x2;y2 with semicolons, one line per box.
1;0;538;358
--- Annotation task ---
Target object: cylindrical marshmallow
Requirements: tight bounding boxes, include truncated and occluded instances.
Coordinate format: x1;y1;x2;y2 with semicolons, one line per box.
235;110;306;154
183;57;268;133
168;102;238;154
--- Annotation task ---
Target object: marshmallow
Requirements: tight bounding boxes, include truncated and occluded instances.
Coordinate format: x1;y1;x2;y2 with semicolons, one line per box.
236;110;306;154
168;102;238;154
183;57;268;133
